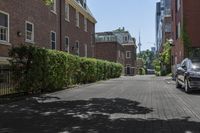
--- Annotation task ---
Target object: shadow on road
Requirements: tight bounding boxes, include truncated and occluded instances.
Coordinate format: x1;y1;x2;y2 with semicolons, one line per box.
0;97;200;133
175;86;200;95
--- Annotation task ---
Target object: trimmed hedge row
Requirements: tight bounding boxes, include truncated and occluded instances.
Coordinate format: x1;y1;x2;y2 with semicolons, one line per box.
9;45;123;93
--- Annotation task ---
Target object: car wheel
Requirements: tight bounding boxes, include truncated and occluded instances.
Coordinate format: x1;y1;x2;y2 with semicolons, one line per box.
184;79;191;93
176;77;181;88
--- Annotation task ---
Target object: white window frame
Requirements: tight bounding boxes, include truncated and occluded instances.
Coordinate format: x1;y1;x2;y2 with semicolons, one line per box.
84;17;87;32
51;0;57;14
65;36;69;52
65;2;69;21
178;22;181;38
75;41;80;56
50;31;56;50
126;51;131;59
176;0;180;12
76;11;80;27
0;10;10;44
84;44;87;57
25;21;34;43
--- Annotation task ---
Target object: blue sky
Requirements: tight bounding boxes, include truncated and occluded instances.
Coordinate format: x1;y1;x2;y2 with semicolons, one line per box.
87;0;158;51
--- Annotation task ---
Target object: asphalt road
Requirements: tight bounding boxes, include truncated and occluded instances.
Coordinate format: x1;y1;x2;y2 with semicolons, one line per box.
1;75;200;133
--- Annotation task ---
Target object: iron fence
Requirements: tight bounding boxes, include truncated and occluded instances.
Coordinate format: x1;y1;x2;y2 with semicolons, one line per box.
0;65;16;96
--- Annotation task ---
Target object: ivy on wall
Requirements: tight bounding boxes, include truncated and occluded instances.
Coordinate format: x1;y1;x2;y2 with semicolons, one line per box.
181;21;200;57
181;22;192;57
159;41;172;75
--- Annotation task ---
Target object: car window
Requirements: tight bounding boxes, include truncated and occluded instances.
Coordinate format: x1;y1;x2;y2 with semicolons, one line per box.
181;60;187;68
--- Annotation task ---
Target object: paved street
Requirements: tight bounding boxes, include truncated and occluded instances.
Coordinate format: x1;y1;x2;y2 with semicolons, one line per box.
1;75;200;133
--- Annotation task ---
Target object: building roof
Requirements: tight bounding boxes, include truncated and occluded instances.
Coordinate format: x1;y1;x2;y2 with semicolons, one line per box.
67;0;97;23
96;32;115;36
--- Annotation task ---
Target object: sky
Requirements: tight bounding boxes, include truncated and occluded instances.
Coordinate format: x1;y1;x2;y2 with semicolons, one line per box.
87;0;158;52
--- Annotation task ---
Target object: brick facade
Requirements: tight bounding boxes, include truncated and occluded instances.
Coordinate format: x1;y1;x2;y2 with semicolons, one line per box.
171;0;200;65
123;44;137;76
95;29;137;76
95;42;125;65
0;0;96;63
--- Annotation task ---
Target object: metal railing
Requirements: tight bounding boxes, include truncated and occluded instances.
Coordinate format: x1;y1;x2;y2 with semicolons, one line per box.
0;66;16;96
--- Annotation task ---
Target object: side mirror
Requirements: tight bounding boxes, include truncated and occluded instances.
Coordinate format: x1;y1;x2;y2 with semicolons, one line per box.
181;65;187;70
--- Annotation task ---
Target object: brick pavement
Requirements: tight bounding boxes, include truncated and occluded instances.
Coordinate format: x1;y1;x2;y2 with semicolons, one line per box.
0;75;200;133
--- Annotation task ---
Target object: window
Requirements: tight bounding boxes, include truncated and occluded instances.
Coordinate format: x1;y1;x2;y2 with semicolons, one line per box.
176;25;178;40
50;31;56;49
126;64;131;67
65;36;69;52
50;0;56;13
124;36;128;42
177;22;181;38
126;51;131;59
84;44;87;57
118;50;121;58
83;0;87;9
25;21;34;43
75;41;79;56
165;23;171;32
181;60;186;68
176;0;180;12
76;11;79;27
107;36;110;41
175;22;181;40
0;11;9;43
65;3;69;21
84;17;87;32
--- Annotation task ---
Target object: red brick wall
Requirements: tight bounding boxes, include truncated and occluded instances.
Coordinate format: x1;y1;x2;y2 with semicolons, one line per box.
95;42;137;75
171;0;200;65
95;42;119;63
171;0;184;64
0;0;60;57
124;45;137;76
0;0;95;58
124;45;136;67
183;0;200;48
60;3;95;57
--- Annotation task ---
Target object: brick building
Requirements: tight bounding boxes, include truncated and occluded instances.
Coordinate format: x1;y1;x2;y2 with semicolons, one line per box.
123;43;137;76
171;0;200;67
95;28;137;76
0;0;96;64
95;32;125;65
156;0;172;53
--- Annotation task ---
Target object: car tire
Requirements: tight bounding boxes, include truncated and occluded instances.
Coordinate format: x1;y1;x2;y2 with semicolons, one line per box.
176;77;181;88
184;79;191;93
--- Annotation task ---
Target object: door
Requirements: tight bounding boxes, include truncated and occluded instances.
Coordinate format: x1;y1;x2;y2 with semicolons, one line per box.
126;64;131;75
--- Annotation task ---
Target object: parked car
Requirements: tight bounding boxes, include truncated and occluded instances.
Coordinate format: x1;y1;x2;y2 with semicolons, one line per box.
147;69;155;75
175;58;200;93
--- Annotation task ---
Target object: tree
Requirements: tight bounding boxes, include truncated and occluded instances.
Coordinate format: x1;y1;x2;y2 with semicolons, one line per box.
137;50;156;69
43;0;53;5
159;41;171;75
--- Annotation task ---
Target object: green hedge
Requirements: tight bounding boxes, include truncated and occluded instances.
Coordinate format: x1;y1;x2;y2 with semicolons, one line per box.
9;45;123;93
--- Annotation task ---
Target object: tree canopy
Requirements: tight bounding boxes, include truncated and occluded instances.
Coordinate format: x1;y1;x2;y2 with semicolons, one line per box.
137;50;156;69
